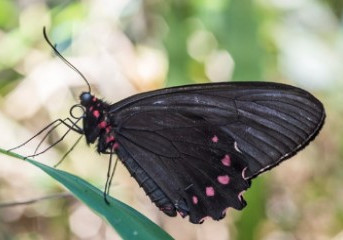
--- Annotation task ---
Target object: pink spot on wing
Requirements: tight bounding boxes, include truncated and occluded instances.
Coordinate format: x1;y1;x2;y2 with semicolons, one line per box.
221;154;231;166
217;175;230;185
206;186;215;197
93;110;100;118
89;106;93;111
98;121;107;129
192;196;198;204
92;97;97;102
211;135;218;143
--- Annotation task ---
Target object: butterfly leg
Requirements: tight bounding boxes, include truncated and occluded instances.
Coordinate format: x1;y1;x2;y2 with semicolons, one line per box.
32;118;83;156
103;151;119;204
54;135;84;167
24;117;83;159
8;118;83;153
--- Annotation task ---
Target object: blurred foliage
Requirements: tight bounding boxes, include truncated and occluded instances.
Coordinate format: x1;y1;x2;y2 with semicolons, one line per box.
325;0;343;17
0;0;19;30
0;0;342;239
0;68;23;96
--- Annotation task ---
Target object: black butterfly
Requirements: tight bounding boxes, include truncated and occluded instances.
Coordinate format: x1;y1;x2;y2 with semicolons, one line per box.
17;28;326;224
78;82;325;224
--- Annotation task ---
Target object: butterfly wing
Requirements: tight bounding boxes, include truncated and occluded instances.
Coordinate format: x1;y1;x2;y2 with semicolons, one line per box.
109;82;325;223
115;116;251;223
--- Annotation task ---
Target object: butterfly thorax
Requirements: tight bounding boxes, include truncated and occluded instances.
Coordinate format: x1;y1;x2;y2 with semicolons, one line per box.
80;92;118;153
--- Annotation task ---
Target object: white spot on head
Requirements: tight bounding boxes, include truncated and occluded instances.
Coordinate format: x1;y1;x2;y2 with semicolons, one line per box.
206;186;215;196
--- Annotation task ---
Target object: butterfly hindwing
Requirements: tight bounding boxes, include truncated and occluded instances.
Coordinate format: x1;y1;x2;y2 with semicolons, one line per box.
116;117;251;223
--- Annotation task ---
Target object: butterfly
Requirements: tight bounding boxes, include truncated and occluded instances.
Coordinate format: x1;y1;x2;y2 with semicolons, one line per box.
15;28;325;224
79;82;325;224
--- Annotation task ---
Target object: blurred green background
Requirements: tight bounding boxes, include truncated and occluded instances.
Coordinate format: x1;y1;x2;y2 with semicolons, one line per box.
0;0;342;239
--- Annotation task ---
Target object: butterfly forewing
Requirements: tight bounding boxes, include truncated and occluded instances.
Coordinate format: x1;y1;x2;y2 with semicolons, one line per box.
110;83;324;171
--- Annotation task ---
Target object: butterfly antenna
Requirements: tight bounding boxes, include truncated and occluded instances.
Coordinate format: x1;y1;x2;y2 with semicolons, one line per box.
43;26;92;93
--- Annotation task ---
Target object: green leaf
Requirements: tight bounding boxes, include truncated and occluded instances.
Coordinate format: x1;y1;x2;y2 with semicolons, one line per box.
0;148;173;240
0;0;19;30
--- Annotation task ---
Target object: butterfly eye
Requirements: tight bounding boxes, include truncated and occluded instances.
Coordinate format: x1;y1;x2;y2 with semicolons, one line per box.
80;92;93;106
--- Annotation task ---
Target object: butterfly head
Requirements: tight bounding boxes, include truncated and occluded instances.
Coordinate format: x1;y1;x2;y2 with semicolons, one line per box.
80;92;93;107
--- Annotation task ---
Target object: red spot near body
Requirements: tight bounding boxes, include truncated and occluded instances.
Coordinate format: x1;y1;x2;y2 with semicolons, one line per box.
113;143;119;150
98;121;107;129
211;135;218;143
93;110;100;118
217;175;230;185
221;154;231;166
206;186;215;197
105;126;111;133
192;196;198;204
106;136;115;143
